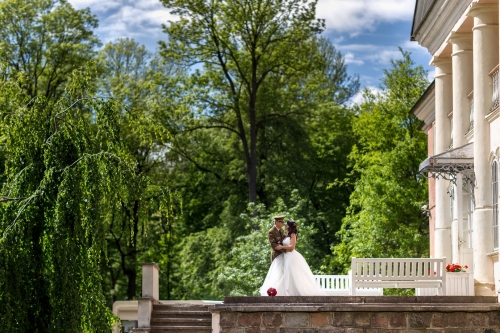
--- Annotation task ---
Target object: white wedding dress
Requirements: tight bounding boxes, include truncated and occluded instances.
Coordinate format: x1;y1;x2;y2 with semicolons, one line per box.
259;236;326;296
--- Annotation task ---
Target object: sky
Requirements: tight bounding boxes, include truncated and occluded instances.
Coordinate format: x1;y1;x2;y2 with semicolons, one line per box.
68;0;434;103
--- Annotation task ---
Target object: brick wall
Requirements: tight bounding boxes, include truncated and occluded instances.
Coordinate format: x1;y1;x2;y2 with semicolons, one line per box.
219;310;500;332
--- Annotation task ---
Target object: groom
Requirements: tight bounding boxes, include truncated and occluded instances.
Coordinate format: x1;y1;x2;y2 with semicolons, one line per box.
268;215;287;262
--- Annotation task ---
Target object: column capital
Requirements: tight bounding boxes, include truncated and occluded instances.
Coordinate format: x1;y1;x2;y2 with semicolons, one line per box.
430;56;452;78
467;3;499;26
448;32;473;44
430;56;452;66
448;32;473;57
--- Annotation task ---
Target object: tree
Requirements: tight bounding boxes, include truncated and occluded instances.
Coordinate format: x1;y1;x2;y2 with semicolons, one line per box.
331;49;430;274
0;0;100;100
96;38;181;302
159;35;359;291
0;66;120;332
160;0;324;203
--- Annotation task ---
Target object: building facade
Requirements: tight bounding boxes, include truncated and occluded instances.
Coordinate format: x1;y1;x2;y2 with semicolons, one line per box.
411;0;500;296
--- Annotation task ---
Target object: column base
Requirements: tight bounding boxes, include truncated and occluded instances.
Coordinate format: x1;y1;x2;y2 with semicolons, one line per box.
474;281;496;296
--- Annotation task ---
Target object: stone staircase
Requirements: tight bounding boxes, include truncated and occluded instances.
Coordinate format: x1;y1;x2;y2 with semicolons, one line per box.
150;303;212;333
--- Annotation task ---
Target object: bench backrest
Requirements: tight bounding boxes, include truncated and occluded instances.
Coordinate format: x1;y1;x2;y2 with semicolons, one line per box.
351;257;446;281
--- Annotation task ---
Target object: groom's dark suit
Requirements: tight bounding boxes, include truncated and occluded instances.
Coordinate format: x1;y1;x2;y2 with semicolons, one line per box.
268;225;286;263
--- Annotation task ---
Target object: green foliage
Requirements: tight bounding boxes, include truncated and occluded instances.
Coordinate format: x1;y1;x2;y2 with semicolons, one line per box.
331;49;430;275
157;0;359;294
95;38;182;303
160;0;326;203
173;191;319;299
217;195;320;297
0;66;120;332
0;0;100;100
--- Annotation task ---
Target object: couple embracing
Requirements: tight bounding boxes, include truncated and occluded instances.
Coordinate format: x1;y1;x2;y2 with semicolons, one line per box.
259;215;326;296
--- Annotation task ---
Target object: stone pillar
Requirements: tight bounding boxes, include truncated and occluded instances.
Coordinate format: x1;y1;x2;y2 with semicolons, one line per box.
431;57;453;263
468;2;498;295
449;33;473;264
142;262;159;300
136;263;160;331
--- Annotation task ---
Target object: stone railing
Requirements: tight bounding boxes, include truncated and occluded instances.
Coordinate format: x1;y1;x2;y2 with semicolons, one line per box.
467;90;474;132
490;64;499;112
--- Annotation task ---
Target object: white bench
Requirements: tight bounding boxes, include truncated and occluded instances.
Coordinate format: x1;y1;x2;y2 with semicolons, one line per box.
314;274;383;296
350;257;447;296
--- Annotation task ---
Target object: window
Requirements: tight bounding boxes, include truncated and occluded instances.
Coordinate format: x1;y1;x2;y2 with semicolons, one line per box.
493;161;498;251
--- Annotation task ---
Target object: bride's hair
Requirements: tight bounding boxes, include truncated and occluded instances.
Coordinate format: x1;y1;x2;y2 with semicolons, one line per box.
286;220;298;239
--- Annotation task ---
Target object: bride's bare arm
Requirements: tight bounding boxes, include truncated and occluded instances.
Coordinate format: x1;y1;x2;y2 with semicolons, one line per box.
278;234;296;251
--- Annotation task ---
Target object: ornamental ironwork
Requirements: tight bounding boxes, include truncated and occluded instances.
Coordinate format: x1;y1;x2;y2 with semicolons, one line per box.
418;143;475;193
491;66;499;112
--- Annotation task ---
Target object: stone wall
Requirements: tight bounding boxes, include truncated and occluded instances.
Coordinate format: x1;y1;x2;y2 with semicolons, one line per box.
213;296;500;333
219;310;500;332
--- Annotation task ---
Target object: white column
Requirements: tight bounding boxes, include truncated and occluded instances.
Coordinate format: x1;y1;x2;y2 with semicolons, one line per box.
449;32;473;147
449;33;473;264
468;2;498;294
431;57;453;263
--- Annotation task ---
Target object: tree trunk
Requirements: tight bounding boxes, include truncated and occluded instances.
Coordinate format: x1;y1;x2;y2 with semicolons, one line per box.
125;268;137;300
248;59;259;203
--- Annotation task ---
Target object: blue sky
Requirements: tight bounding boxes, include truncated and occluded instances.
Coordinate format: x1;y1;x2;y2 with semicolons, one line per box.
68;0;434;103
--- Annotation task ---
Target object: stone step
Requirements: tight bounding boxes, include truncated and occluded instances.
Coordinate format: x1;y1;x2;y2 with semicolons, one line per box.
151;326;211;333
152;310;212;318
150;303;213;331
150;317;211;326
154;304;212;311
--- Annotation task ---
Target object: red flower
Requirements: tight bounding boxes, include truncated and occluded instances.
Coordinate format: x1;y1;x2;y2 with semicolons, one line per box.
446;263;467;272
267;287;277;296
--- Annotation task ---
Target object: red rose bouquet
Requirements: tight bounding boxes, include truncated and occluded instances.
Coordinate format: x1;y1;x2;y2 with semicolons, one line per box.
267;287;277;296
446;263;468;272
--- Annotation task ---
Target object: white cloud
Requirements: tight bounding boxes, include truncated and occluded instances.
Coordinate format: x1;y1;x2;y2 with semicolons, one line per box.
317;0;415;34
349;85;382;106
427;69;435;82
69;0;121;13
366;49;403;64
337;44;403;66
68;0;176;45
344;52;364;65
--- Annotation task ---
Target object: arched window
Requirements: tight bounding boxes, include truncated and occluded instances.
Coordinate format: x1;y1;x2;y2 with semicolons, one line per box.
492;161;498;251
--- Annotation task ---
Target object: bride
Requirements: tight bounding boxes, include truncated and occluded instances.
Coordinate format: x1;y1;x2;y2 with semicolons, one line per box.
259;220;326;296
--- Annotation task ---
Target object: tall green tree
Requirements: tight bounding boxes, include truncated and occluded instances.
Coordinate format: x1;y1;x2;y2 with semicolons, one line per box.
160;0;325;203
331;49;430;273
96;38;181;302
0;0;100;100
0;66;119;332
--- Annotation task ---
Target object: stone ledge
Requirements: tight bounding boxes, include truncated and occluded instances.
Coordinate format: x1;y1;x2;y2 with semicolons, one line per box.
212;303;500;313
223;296;498;304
